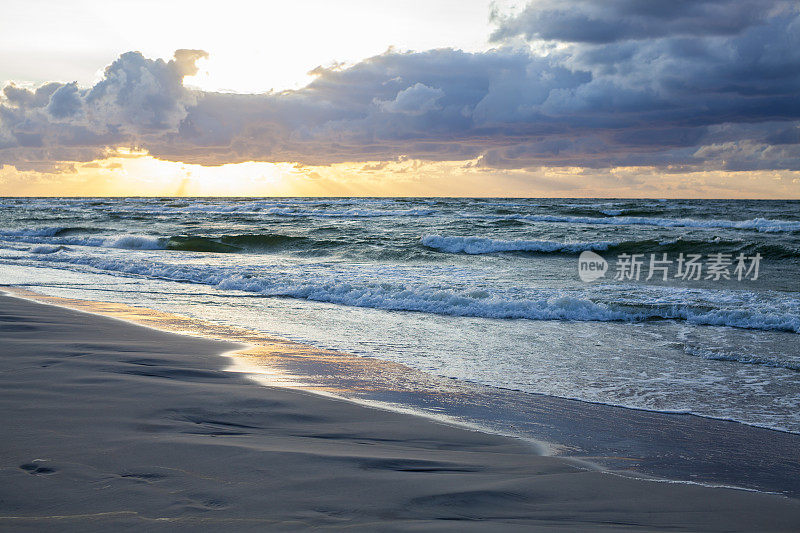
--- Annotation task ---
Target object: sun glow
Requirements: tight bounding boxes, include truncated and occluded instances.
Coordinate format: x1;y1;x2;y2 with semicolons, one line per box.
2;150;799;198
1;0;500;93
0;151;294;196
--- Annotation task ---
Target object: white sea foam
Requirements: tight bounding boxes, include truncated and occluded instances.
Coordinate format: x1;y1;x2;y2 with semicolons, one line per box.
0;231;165;250
103;204;437;217
19;252;800;333
421;235;615;254
682;345;799;371
259;207;437;218
2;226;68;237
29;244;68;254
102;235;163;249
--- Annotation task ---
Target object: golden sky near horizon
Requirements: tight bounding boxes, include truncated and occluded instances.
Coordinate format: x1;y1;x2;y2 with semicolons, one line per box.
3;150;798;199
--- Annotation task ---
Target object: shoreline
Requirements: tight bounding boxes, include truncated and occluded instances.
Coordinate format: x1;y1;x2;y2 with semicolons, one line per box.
4;285;800;497
1;291;800;530
5;282;798;439
1;286;555;452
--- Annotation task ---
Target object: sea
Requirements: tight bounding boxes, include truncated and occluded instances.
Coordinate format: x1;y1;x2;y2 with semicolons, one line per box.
1;197;799;445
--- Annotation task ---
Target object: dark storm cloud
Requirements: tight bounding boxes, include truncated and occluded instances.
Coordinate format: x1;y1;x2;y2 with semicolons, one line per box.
490;0;788;44
1;2;799;173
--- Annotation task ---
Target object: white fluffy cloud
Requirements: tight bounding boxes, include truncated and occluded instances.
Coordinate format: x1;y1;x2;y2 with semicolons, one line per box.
377;83;445;115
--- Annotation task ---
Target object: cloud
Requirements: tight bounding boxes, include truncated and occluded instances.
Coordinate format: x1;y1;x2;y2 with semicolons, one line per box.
376;83;445;114
47;82;82;119
1;3;799;175
490;0;790;43
1;49;207;160
84;49;206;132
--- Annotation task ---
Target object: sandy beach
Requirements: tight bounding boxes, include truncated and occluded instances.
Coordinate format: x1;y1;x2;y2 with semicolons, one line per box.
3;0;800;528
0;291;798;531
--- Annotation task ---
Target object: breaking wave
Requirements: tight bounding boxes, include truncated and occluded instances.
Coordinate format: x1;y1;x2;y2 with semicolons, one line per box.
18;251;800;334
421;235;800;259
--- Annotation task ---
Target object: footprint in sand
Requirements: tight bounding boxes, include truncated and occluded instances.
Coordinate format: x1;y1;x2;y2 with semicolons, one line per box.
19;462;57;475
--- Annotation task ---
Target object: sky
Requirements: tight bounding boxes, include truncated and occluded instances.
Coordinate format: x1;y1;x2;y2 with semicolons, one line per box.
1;0;799;198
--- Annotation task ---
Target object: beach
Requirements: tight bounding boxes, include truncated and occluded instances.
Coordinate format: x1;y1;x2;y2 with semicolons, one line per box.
2;0;800;528
1;291;799;531
2;197;799;497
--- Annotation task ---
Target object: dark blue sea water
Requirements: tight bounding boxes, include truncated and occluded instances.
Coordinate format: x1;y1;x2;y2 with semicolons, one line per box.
1;197;799;434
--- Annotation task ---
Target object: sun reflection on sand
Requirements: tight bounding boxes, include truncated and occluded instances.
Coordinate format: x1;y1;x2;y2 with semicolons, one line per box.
3;286;479;416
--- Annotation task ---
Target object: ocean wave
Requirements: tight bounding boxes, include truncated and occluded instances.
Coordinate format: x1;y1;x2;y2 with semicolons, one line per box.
610;238;800;259
421;235;800;258
421;235;615;254
0;226;100;238
1;233;164;251
682;346;800;372
103;235;163;249
19;252;800;334
509;214;800;233
5;230;335;254
554;202;678;218
259;207;437;218
104;205;438;218
165;234;337;253
29;244;70;254
5;227;799;259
